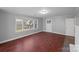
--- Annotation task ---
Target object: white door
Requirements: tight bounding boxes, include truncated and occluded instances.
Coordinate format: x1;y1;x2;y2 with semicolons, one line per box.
46;19;52;32
65;18;75;36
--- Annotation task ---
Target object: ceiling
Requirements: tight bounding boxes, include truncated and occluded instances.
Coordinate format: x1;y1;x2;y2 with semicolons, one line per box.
0;7;78;17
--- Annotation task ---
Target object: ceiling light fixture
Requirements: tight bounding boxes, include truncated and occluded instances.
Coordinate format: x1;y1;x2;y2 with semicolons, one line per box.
39;9;48;14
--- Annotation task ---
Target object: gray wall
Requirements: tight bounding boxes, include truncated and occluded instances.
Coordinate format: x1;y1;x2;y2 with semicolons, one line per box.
53;16;65;34
43;16;65;35
0;10;43;42
43;16;76;35
76;17;79;26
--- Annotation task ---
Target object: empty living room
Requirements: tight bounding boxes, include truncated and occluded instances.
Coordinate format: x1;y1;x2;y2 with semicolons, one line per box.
0;7;79;52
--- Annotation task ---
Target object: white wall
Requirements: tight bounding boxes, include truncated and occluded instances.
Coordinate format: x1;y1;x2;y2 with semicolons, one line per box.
53;16;65;34
75;16;79;45
70;16;79;52
73;17;79;52
43;16;75;36
0;10;43;43
43;16;65;35
65;18;75;36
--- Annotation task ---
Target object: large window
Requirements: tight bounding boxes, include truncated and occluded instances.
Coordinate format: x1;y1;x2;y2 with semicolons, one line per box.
16;18;38;32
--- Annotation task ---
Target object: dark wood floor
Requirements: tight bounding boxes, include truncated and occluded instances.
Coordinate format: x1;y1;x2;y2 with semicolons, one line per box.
0;32;67;52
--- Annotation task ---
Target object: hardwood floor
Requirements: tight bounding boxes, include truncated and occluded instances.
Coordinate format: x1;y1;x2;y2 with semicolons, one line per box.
0;32;66;52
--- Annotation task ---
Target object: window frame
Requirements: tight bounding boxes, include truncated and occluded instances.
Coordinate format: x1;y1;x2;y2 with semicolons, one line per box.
15;18;38;32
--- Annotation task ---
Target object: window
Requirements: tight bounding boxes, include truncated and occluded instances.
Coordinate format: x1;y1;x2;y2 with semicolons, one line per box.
23;19;34;31
16;18;38;32
16;19;23;32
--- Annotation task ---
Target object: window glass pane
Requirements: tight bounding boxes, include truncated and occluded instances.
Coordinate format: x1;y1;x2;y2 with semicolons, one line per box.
23;20;33;30
16;19;23;32
23;20;29;30
29;20;33;29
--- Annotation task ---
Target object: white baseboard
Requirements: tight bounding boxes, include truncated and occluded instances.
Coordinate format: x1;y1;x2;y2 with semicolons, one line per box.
52;32;65;35
43;31;75;37
0;31;42;44
43;31;65;35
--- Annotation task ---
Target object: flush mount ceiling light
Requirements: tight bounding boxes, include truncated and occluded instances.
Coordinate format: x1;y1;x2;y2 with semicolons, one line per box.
39;9;48;14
